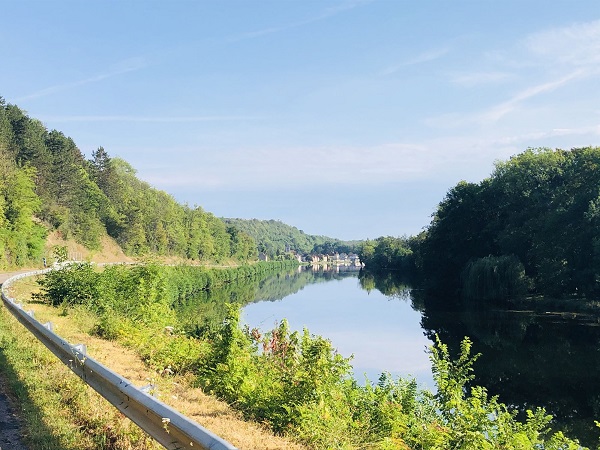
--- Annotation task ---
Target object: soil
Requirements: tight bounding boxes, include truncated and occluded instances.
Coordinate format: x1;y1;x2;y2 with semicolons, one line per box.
45;231;133;264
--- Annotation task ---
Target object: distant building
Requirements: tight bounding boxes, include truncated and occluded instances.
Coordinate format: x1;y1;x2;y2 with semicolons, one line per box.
349;254;362;266
258;252;268;261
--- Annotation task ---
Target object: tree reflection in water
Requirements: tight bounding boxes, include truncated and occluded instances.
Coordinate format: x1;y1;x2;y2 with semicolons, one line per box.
413;286;600;448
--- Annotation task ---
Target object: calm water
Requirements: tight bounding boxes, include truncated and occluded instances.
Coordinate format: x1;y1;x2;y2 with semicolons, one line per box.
238;266;600;447
243;272;434;387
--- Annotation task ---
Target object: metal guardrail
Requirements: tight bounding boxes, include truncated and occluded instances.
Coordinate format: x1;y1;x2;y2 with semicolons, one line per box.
1;268;238;450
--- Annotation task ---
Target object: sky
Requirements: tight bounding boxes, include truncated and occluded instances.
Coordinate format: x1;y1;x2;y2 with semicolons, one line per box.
2;1;600;241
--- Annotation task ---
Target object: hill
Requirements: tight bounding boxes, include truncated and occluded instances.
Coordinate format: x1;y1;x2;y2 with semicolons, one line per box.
222;217;361;259
1;96;364;270
0;97;262;268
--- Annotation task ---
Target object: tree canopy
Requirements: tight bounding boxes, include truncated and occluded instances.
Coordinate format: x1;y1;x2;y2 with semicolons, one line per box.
223;218;360;259
362;147;600;302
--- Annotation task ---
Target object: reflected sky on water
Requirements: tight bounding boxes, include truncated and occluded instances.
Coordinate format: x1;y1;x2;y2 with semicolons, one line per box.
242;275;434;388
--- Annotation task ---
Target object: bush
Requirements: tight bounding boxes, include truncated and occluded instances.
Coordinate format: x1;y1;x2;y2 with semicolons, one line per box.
36;262;100;307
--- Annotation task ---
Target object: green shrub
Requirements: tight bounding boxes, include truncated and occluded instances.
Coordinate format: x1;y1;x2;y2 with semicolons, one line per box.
36;262;100;307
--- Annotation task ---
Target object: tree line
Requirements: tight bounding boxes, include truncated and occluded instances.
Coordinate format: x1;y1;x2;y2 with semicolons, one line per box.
359;147;600;303
223;217;360;259
7;93;594;302
0;97;257;267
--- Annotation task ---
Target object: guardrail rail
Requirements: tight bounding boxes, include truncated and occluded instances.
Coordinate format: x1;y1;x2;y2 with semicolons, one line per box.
1;268;238;450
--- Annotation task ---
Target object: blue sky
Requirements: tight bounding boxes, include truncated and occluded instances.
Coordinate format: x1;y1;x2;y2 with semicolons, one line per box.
2;1;600;241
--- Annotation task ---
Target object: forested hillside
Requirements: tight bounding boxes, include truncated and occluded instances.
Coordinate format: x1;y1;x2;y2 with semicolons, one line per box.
0;97;257;267
222;217;360;259
360;147;600;303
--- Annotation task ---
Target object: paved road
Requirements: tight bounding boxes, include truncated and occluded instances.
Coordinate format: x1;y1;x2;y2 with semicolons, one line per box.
0;269;38;285
0;270;36;450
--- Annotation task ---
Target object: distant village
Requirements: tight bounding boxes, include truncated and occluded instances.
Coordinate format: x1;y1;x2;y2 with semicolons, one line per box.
258;251;363;266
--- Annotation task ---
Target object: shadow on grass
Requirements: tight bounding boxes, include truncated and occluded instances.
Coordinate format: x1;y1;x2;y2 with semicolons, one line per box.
0;371;28;450
0;306;71;450
0;351;67;450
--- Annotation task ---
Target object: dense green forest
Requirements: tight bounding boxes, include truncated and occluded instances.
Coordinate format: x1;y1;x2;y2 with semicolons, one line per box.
223;217;360;259
360;147;600;303
359;235;419;275
0;97;259;267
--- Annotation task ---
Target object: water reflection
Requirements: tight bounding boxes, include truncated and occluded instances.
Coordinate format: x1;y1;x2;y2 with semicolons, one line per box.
243;266;434;386
419;293;600;447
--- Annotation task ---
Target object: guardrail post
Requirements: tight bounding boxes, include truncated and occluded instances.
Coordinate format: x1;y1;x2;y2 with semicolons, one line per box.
72;343;87;356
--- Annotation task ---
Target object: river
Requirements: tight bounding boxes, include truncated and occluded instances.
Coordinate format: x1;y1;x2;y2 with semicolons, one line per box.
243;269;433;387
236;265;600;447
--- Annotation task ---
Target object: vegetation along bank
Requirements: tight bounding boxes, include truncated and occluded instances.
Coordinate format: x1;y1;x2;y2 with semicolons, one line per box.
359;147;600;307
24;262;585;449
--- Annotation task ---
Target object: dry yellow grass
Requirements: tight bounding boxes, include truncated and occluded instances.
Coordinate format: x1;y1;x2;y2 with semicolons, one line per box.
6;276;308;450
45;230;134;264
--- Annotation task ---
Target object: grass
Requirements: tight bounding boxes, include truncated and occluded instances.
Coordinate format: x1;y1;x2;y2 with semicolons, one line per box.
1;277;155;450
1;275;307;450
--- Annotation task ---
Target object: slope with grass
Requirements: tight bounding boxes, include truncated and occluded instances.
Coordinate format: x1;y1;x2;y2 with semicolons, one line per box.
1;272;307;450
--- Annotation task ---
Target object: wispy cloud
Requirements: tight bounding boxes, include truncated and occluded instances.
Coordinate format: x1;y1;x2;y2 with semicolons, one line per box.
381;47;450;76
42;115;259;123
436;18;600;129
141;141;445;191
525;19;600;66
228;0;372;42
427;67;590;129
15;57;148;101
481;69;587;122
450;71;514;86
491;125;600;146
138;117;600;194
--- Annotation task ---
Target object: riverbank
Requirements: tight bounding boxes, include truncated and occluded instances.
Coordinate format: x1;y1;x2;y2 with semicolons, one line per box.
1;272;307;450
